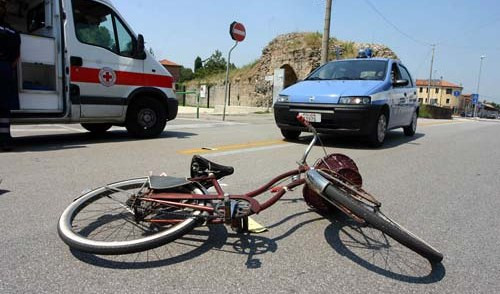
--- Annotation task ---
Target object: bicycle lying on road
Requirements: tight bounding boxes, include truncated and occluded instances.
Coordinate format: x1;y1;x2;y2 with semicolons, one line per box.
58;115;443;263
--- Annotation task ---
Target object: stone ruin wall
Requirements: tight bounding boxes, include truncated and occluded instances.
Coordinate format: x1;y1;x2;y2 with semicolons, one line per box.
182;33;398;108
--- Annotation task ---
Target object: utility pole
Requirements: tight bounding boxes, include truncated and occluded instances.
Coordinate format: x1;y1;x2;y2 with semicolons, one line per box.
474;55;486;118
321;0;333;65
426;44;436;105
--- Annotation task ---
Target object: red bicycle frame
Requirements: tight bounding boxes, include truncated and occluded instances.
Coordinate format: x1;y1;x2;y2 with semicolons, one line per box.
141;165;311;224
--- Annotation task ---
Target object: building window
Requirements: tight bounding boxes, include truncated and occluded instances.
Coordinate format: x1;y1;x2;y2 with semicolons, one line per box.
426;88;429;93
418;98;423;103
446;88;452;95
419;87;423;93
436;88;439;94
446;99;450;104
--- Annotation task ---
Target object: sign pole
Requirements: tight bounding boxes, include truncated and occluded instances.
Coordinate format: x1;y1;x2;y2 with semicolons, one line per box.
223;41;239;121
223;21;246;121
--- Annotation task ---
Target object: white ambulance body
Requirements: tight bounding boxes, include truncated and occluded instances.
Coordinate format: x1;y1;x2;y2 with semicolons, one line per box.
5;0;178;138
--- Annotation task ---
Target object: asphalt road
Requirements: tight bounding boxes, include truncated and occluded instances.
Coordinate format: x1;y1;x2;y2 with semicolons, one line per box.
1;115;499;293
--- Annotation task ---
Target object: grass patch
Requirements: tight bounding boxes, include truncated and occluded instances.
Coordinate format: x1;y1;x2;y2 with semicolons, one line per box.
304;32;322;48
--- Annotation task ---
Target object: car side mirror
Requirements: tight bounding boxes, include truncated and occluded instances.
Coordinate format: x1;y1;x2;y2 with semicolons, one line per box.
393;79;409;87
136;34;146;59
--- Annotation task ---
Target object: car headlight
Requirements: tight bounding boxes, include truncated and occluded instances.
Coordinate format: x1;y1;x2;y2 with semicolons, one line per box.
339;96;371;104
277;95;290;102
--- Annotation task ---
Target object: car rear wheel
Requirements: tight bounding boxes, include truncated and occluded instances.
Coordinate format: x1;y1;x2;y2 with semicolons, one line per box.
403;111;417;136
281;129;301;140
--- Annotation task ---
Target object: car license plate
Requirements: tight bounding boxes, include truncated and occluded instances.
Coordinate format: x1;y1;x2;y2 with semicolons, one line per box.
299;112;322;123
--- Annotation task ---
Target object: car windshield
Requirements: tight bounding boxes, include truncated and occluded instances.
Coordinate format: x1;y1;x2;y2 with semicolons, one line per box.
306;60;388;81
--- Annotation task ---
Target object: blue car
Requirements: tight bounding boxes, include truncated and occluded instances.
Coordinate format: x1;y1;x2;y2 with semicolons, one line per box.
274;57;419;147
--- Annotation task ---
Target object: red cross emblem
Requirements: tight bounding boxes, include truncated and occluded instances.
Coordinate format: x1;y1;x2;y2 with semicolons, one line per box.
98;67;117;87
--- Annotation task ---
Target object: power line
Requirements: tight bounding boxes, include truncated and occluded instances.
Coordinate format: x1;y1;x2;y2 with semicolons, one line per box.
362;0;431;46
414;47;433;77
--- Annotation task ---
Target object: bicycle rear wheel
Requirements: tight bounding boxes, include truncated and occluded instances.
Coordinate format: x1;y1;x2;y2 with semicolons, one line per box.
306;170;443;263
58;178;207;255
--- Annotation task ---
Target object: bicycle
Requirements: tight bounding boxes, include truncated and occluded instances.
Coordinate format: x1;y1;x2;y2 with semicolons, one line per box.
58;115;443;263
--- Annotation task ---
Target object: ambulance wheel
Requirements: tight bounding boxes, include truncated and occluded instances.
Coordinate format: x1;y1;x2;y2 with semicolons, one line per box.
126;97;167;138
81;123;112;134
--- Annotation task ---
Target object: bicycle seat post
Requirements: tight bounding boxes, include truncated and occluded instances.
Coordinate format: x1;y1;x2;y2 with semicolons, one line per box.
224;193;231;224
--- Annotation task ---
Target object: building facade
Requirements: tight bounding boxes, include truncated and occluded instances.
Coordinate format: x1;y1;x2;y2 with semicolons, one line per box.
159;59;182;86
416;79;463;110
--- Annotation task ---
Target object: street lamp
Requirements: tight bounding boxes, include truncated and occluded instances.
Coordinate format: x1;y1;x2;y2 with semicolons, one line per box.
474;55;486;118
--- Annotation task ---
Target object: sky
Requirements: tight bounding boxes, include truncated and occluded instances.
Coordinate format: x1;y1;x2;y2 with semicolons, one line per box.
112;0;500;103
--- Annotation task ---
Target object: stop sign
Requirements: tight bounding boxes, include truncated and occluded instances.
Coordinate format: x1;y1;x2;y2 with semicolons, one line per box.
230;21;246;42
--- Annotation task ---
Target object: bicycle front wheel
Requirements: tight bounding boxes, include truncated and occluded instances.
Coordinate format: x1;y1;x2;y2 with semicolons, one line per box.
306;170;443;263
58;178;206;255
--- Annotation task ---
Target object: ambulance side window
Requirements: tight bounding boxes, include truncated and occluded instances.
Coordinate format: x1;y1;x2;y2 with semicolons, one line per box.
72;0;137;58
73;0;116;51
115;17;135;58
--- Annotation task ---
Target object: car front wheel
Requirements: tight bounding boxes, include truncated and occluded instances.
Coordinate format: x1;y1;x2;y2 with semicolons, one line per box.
368;113;387;147
281;129;301;140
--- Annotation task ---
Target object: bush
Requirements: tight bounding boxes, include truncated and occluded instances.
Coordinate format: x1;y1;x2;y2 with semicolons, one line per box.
418;105;432;118
418;105;452;119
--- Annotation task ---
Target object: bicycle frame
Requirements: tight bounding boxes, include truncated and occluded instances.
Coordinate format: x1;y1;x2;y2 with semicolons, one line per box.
141;165;311;224
138;114;333;225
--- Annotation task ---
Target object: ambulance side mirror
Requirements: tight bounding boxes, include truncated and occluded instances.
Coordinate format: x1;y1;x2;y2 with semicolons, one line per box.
136;34;146;59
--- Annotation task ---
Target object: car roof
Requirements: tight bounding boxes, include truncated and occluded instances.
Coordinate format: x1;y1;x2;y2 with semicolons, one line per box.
333;58;395;62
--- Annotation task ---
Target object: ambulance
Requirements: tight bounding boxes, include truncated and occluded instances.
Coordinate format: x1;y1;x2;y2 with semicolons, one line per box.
4;0;178;138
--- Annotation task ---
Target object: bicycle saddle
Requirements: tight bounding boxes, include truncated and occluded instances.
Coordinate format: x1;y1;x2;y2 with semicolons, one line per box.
190;155;234;180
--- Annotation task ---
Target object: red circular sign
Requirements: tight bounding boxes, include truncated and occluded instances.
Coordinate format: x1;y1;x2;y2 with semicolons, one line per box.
230;21;246;42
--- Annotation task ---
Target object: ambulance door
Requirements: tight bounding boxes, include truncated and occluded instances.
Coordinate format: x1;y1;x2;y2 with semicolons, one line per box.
66;0;143;118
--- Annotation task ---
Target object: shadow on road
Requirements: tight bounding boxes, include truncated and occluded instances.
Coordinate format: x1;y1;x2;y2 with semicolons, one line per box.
70;225;228;269
9;130;197;153
0;189;10;196
70;210;320;270
290;131;425;150
69;208;445;281
323;216;446;284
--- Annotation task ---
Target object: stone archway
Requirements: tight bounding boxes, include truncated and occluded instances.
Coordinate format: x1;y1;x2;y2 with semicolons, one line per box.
280;64;298;89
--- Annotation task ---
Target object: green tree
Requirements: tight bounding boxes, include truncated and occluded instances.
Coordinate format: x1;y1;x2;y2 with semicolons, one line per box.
194;50;231;78
203;50;227;73
179;67;194;83
194;57;203;73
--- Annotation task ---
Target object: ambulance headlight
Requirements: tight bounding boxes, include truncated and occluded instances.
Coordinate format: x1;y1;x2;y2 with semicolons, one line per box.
277;95;290;102
339;96;371;105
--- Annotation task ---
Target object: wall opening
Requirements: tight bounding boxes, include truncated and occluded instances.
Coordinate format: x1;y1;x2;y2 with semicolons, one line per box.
280;64;298;89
